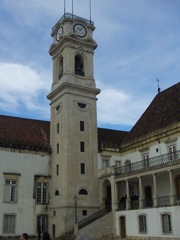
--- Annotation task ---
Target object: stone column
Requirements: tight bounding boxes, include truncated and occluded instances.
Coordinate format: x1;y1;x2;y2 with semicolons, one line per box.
111;178;116;211
153;173;158;207
138;176;143;208
169;170;175;205
126;180;130;210
114;181;119;211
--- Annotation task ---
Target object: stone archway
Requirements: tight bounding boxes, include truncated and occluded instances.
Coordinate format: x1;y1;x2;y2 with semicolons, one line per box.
102;179;112;210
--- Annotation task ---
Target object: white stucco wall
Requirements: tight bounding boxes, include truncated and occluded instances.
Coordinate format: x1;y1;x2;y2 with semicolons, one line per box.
0;149;51;236
116;206;180;238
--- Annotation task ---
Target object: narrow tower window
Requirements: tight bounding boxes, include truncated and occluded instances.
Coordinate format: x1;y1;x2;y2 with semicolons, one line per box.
56;165;59;175
57;143;59;154
81;163;85;174
80;141;85;152
80;121;84;131
57;123;59;133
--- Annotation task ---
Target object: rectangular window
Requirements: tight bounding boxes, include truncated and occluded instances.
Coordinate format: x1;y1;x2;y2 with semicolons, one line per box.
139;215;147;233
162;214;172;233
3;214;15;233
57;143;59;154
80;141;85;152
4;180;17;203
142;153;149;167
102;159;109;168
36;182;48;204
168;145;176;160
56;165;59;176
57;123;59;133
81;163;85;174
115;160;121;167
37;215;48;233
82;210;87;216
80;121;84;131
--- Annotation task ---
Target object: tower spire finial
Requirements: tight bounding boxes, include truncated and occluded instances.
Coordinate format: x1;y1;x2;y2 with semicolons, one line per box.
157;78;161;93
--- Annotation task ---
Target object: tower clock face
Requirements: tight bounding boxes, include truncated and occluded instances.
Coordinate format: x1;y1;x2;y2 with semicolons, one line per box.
73;24;87;37
56;27;63;41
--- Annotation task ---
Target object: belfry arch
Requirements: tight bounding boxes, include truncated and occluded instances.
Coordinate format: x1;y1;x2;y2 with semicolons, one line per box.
75;54;84;76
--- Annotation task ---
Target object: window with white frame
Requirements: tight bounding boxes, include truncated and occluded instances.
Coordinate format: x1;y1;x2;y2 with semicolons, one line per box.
168;145;176;160
162;213;172;234
142;153;149;167
3;214;15;233
36;182;48;204
4;179;17;203
139;215;147;233
115;160;121;168
37;215;48;233
102;159;110;168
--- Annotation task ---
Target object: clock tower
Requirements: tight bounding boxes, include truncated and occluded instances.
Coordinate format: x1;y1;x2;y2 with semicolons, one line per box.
47;13;100;237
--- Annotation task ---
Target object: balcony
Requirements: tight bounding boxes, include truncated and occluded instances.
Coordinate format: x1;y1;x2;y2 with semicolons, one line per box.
115;150;180;176
118;194;180;211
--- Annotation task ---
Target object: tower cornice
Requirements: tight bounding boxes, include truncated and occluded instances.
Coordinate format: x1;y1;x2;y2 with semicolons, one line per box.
47;82;100;101
49;35;97;56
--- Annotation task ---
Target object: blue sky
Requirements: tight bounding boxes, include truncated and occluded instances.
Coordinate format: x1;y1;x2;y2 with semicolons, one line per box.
0;0;179;131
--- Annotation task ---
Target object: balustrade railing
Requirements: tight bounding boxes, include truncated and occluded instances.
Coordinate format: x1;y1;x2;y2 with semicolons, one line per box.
115;150;180;176
175;195;180;205
157;195;170;207
118;194;180;211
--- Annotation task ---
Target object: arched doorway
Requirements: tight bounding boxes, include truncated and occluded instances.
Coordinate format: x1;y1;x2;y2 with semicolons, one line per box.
102;179;112;210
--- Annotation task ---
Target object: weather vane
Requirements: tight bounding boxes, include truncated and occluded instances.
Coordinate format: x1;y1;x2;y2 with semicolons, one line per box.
157;79;161;93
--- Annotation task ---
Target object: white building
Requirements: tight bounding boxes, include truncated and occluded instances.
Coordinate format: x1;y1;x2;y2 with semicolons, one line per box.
0;12;180;240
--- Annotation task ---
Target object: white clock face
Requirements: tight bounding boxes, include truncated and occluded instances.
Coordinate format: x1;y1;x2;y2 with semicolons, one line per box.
73;24;87;38
56;27;63;41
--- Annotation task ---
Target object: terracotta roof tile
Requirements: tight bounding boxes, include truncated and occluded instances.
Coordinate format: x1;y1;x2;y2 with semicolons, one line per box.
124;82;180;141
98;128;128;152
0;115;51;153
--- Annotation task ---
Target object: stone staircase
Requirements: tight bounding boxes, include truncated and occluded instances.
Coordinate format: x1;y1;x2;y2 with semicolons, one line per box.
78;208;111;229
57;208;113;240
76;209;114;240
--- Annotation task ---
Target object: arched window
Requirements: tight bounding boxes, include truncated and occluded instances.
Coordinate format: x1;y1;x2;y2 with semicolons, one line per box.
75;54;84;76
79;189;88;195
58;57;63;79
55;190;59;196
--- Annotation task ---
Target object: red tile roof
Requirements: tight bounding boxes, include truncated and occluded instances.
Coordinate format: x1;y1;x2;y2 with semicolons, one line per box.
98;128;128;152
124;82;180;141
0;115;51;153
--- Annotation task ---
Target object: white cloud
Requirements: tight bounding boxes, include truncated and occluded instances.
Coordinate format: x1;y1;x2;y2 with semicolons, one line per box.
96;80;149;126
0;62;50;118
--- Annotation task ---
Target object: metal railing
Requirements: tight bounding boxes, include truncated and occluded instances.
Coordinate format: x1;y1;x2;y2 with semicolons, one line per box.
175;195;180;205
118;194;180;211
157;195;170;207
52;12;94;31
115;150;180;176
77;208;111;230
